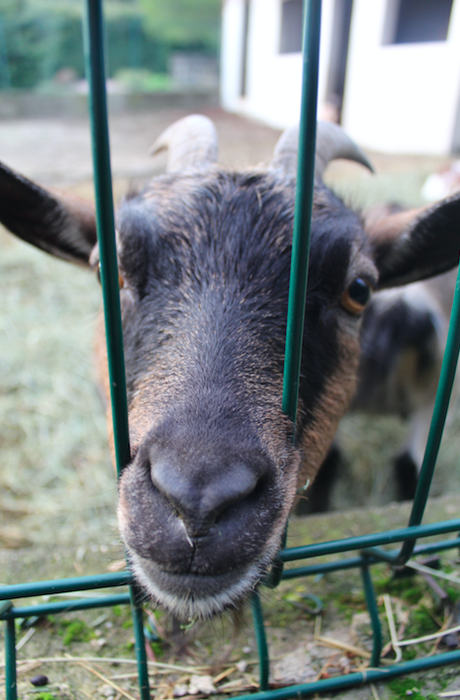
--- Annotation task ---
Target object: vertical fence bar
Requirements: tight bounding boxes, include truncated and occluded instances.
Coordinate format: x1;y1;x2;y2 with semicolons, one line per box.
82;2;150;698
251;591;270;691
82;0;130;478
130;586;151;700
360;565;382;668
282;0;322;432
4;617;17;700
267;0;322;595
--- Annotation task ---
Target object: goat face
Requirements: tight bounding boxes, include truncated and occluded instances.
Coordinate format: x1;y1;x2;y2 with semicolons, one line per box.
1;116;460;620
113;168;373;619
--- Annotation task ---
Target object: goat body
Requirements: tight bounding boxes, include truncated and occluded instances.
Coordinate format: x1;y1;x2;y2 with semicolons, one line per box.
354;268;457;500
1;116;460;620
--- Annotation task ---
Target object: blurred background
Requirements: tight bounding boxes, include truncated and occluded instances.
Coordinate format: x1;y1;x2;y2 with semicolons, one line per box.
0;0;220;98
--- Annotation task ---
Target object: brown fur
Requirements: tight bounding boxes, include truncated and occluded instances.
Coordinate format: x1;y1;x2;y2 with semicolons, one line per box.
365;206;425;244
297;332;360;489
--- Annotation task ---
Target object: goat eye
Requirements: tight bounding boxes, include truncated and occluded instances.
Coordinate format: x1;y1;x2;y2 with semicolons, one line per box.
95;263;125;290
341;278;371;314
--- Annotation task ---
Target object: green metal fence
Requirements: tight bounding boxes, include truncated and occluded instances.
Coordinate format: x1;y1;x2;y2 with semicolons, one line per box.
2;0;460;698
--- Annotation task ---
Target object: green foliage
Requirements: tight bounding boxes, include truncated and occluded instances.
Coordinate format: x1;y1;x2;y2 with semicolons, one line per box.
35;694;58;700
139;0;221;51
388;677;425;699
375;573;424;605
0;0;170;89
59;618;94;645
401;646;417;660
330;589;366;621
110;603;134;631
105;17;169;77
447;586;460;603
115;68;170;91
0;0;219;91
400;586;424;605
0;2;64;88
150;639;165;658
407;607;437;638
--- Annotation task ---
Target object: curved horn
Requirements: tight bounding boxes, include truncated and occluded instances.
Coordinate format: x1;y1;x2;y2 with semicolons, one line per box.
315;121;374;180
149;114;218;172
271;121;374;180
271;125;300;176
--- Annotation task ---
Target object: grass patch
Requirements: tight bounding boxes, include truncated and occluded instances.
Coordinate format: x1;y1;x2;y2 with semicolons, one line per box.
406;607;438;639
0;227;117;549
447;587;460;603
375;573;425;604
59;618;95;645
388;677;425;699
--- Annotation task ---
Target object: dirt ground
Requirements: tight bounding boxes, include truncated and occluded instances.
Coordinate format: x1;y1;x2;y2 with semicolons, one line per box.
0;106;282;187
1;104;460;699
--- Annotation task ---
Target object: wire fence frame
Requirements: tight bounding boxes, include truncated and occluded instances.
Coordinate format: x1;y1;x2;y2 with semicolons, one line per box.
2;0;460;698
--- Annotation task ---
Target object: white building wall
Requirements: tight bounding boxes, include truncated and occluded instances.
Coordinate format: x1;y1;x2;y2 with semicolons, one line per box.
220;0;247;110
342;0;460;155
221;0;336;129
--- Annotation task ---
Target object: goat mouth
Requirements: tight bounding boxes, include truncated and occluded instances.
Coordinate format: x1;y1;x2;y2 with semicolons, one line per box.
128;551;267;620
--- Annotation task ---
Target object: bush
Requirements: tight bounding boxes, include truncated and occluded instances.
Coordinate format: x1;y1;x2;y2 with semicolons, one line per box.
0;0;170;90
114;68;171;92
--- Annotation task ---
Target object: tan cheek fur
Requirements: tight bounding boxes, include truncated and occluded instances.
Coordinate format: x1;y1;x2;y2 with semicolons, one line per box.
94;325;173;470
296;333;360;491
365;207;424;246
94;313;116;472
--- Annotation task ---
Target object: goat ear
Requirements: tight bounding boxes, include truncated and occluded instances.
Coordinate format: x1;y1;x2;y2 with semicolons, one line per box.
366;193;460;289
0;162;97;266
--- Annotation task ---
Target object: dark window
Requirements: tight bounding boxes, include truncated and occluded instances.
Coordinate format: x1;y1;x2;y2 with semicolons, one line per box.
280;0;304;54
385;0;453;44
325;0;354;122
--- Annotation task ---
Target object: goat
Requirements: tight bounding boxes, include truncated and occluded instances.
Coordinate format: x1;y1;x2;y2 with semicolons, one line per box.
354;268;457;501
1;115;460;621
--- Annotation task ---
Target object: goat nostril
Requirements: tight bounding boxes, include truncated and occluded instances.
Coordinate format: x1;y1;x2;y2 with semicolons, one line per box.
184;522;211;541
149;451;264;535
193;463;260;526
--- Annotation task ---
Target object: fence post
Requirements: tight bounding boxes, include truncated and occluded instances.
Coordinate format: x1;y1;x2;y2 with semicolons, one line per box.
4;612;17;700
252;591;270;690
82;1;150;697
282;0;322;431
361;565;382;668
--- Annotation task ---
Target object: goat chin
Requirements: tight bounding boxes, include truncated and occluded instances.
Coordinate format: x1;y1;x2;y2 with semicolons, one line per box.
126;546;278;621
